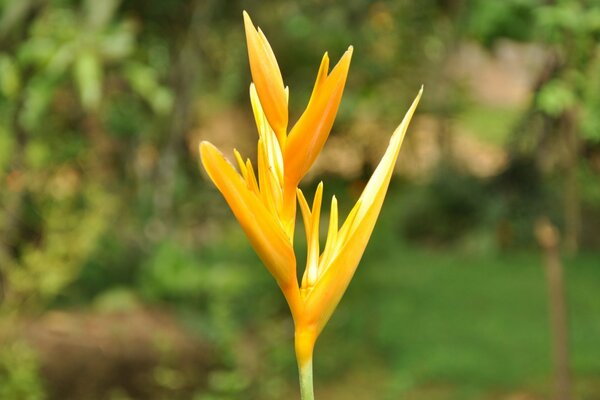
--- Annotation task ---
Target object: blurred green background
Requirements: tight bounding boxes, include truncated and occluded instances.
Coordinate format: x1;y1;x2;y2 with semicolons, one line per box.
1;0;599;399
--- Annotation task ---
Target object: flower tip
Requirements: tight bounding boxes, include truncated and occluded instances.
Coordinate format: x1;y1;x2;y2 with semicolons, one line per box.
242;10;251;24
243;11;257;35
199;141;215;161
339;46;353;65
344;46;354;60
414;86;424;106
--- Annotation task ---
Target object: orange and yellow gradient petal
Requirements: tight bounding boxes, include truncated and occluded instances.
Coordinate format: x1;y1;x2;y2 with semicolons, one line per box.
284;48;353;189
243;11;288;145
300;88;423;339
200;11;422;399
199;142;295;290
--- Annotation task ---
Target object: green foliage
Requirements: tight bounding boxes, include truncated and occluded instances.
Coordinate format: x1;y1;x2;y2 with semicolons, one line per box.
74;50;102;110
399;169;487;247
468;0;600;148
0;342;45;400
0;0;174;313
323;239;600;397
457;104;521;146
537;79;577;117
4;186;117;308
581;55;600;142
0;123;14;168
467;0;537;46
139;241;205;301
195;369;251;400
0;54;20;99
536;1;600;41
125;63;173;115
0;0;599;398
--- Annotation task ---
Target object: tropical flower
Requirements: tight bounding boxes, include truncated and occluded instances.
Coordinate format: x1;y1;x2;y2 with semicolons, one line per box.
199;11;422;399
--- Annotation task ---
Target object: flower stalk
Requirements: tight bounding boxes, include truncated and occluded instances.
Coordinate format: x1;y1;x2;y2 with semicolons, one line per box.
298;357;314;400
199;11;422;399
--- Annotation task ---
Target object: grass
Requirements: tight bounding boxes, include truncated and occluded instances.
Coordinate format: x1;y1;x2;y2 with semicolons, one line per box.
201;185;600;399
308;206;600;398
455;103;522;146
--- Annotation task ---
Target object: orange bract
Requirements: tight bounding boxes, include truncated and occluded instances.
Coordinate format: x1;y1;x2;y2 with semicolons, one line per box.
200;11;422;366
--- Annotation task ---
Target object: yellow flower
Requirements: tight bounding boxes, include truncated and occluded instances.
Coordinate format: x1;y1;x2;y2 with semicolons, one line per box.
200;11;422;398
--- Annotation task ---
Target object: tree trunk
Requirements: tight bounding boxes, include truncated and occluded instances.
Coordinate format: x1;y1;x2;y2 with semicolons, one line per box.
562;110;580;254
535;218;572;400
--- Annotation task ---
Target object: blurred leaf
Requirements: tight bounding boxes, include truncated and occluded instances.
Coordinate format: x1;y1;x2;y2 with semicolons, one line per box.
104;94;147;137
0;342;44;400
537;79;577;117
537;4;577;30
10;186;117;304
536;3;591;37
467;0;537;46
74;50;103;110
0;0;36;38
18;37;57;67
580;164;600;204
153;366;185;391
581;55;600;141
20;76;56;130
25;138;50;168
125;62;173;115
84;0;121;31
45;41;79;75
0;54;21;98
100;25;135;60
206;369;250;394
151;87;173;115
585;7;600;32
0;125;14;169
93;287;141;313
139;241;204;300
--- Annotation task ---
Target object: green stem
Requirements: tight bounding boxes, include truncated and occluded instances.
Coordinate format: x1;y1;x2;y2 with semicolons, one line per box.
298;358;314;400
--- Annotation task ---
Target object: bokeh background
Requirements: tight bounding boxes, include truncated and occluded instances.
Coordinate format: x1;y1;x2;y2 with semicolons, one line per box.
1;0;600;399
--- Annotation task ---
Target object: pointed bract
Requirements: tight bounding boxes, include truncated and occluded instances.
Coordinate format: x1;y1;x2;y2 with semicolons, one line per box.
200;12;423;390
304;88;423;334
243;11;288;145
199;141;296;288
307;53;330;108
284;47;353;187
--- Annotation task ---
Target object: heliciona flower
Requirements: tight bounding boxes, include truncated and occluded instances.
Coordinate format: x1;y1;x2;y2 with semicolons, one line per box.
200;11;422;399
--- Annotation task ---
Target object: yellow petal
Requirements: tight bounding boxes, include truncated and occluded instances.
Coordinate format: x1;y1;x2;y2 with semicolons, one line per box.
250;84;284;185
199;141;296;288
305;88;423;334
318;195;338;274
296;188;312;289
306;182;323;287
243;11;288;144
296;189;312;245
245;159;260;194
284;47;353;187
307;53;330;108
